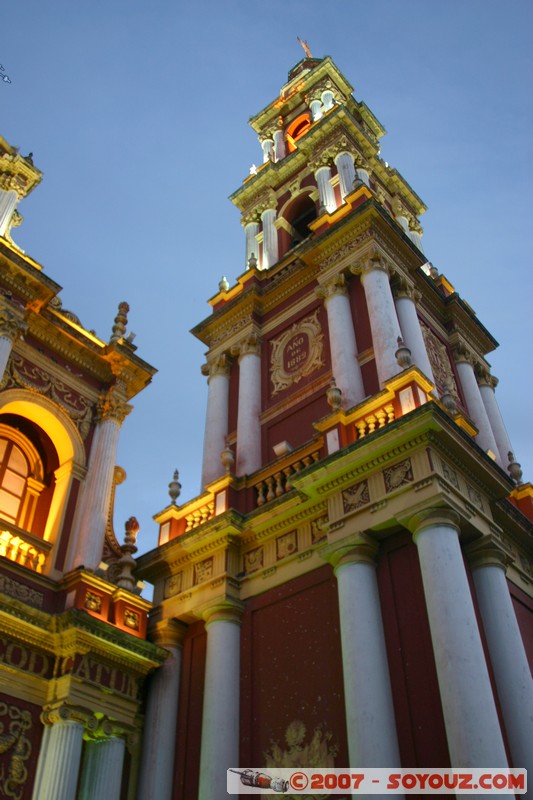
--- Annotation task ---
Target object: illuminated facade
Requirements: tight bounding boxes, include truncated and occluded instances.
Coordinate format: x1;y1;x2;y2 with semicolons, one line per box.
1;52;532;800
137;55;533;800
0;137;164;800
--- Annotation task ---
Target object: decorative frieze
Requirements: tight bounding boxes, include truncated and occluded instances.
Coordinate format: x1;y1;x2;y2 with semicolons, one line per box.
4;353;93;438
342;479;370;513
243;547;263;574
276;530;298;560
383;458;413;493
164;573;183;598
420;322;459;399
0;575;44;608
194;558;214;585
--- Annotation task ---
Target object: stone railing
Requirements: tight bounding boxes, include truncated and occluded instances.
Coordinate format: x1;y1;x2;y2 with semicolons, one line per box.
0;522;51;573
253;445;322;507
184;500;215;532
354;403;395;439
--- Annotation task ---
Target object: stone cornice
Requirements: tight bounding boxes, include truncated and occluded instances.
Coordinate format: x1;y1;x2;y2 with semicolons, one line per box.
0;598;166;669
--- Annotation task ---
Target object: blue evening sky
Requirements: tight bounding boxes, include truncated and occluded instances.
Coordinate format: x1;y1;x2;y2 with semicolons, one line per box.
2;0;532;561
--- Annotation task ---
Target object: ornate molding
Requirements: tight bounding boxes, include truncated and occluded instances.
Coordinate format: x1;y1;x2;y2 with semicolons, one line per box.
232;332;261;359
0;305;27;342
97;385;132;424
315;273;348;300
3;352;94;439
269;309;324;395
201;353;231;379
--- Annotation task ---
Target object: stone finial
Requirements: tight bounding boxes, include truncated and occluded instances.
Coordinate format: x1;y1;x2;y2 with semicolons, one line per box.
168;470;182;505
219;276;230;292
507;452;523;485
248;252;258;270
116;517;139;591
428;263;439;280
221;437;234;474
326;378;342;410
395;336;412;368
440;385;457;415
109;301;129;343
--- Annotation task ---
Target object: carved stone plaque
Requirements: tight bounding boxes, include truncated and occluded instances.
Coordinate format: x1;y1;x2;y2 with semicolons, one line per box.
270;310;324;395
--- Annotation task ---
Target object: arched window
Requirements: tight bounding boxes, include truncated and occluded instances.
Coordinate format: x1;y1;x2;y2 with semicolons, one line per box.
0;438;29;524
0;424;45;532
286;113;312;153
284;194;317;248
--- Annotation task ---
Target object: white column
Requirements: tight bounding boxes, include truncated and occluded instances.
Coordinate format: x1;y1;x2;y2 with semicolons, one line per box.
335;151;356;201
333;540;403;784
477;372;514;468
260;138;274;163
357;257;403;387
454;349;500;461
356;162;371;188
235;335;261;476
309;98;323;121
317;275;365;409
78;735;126;800
408;223;424;253
32;710;85;800
260;208;278;269
67;394;129;571
0;188;19;236
408;509;511;776
0;335;13;378
201;354;231;487
468;539;533;779
137;621;187;800
393;285;435;384
315;165;336;213
273;128;285;161
321;89;335;111
198;602;243;800
243;220;260;269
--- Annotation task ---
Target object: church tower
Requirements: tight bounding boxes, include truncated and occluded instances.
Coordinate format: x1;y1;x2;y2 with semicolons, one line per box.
137;54;532;800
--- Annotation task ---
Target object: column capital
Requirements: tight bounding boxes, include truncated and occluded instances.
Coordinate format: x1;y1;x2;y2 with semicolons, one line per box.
0;302;28;342
200;599;245;627
392;276;417;301
452;342;475;366
231;332;261;359
201;352;231;379
351;251;391;278
149;618;189;650
41;704;96;730
475;364;498;389
403;506;461;539
97;386;132;424
465;534;513;572
323;532;379;572
315;272;348;300
241;212;260;227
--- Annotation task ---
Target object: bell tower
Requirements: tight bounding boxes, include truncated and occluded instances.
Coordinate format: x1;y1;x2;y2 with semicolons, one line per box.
138;53;532;800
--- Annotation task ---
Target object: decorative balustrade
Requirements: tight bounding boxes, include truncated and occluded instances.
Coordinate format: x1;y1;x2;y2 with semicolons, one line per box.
184;500;215;532
0;523;51;573
354;403;395;439
254;449;321;507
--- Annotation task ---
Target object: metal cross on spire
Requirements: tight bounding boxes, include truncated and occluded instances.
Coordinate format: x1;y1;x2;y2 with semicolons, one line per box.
296;37;312;58
0;64;12;84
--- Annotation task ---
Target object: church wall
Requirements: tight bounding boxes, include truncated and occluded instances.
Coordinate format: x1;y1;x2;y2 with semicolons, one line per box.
509;582;533;669
173;621;206;800
377;532;451;768
239;566;348;769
